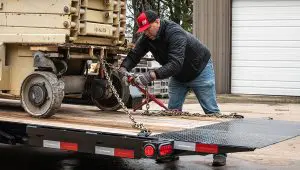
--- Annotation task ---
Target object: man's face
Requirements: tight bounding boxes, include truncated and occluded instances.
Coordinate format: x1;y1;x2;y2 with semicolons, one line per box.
144;19;160;40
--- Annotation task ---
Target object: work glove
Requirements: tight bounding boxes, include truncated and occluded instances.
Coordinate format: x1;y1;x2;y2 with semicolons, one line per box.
134;72;153;86
118;67;130;86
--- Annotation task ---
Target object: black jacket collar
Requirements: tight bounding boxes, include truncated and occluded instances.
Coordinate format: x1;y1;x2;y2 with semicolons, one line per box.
156;19;166;40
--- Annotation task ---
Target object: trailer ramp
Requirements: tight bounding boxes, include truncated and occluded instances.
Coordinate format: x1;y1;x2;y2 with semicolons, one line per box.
154;118;300;154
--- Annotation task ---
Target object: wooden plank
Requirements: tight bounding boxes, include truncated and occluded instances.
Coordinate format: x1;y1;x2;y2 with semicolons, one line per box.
74;36;115;46
83;9;113;24
82;22;114;37
0;26;68;43
83;0;114;11
30;46;59;52
69;53;92;59
0;0;71;14
0;99;219;135
0;26;69;34
0;13;71;29
0;34;67;44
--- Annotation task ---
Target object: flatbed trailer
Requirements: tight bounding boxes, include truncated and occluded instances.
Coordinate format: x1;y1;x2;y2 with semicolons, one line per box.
0;99;300;163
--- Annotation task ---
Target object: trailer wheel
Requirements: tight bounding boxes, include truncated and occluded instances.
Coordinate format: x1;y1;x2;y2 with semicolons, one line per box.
92;71;130;111
21;71;65;118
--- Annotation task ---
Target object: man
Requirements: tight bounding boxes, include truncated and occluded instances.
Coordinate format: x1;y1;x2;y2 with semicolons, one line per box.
119;10;226;166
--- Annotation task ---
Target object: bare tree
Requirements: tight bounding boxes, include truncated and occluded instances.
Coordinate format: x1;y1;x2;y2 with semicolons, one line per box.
126;0;193;42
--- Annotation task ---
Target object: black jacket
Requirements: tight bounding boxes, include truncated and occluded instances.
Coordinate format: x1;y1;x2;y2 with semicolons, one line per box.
121;20;211;82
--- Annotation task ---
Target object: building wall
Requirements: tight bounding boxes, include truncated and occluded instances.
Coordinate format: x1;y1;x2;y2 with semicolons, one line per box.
193;0;232;94
231;0;300;96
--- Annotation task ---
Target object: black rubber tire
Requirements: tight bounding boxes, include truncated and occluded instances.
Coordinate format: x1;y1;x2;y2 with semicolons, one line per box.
20;71;64;118
92;71;130;111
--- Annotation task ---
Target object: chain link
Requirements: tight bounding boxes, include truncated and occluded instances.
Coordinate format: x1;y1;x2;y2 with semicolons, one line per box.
144;85;150;114
99;54;151;135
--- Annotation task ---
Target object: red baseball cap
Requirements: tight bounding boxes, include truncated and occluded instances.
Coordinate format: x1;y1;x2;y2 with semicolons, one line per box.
137;10;158;33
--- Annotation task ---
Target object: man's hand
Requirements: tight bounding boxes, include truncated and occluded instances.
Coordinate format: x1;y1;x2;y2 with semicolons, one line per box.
118;67;130;86
134;71;155;86
119;67;128;77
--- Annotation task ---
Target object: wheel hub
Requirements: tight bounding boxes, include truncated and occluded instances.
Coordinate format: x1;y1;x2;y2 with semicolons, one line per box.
28;83;48;106
103;87;113;99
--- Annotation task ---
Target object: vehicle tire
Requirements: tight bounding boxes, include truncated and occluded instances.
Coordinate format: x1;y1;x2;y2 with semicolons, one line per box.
92;71;130;111
20;71;65;118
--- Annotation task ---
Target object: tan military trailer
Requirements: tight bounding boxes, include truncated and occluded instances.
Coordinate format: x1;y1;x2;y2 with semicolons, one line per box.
0;0;130;118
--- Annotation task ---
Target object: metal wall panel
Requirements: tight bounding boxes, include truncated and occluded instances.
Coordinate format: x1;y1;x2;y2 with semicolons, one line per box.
193;0;232;94
231;0;300;96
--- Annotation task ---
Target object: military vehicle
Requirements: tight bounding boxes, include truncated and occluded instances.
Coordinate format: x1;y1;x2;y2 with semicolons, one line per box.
0;0;129;118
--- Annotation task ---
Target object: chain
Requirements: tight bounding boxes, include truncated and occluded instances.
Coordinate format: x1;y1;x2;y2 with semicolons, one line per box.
100;55;243;125
145;61;151;115
99;54;151;135
142;110;244;119
145;85;150;114
103;62;116;70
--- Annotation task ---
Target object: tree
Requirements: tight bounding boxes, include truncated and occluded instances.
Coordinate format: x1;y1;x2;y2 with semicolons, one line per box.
126;0;193;42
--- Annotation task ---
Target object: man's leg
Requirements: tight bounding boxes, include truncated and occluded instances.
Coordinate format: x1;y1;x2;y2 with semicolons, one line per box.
188;59;226;166
168;77;189;111
188;59;220;114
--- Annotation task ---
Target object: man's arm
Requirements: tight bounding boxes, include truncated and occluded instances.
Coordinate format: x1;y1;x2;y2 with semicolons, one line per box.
120;36;149;71
154;30;187;79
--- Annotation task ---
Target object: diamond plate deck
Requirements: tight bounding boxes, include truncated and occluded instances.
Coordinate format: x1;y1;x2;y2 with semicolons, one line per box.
154;118;300;150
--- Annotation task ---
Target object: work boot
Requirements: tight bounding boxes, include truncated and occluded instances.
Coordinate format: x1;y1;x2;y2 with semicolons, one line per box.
212;154;227;167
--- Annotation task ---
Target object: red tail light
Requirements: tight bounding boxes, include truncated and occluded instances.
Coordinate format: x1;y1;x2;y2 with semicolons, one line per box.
60;142;78;151
144;145;155;157
196;143;218;154
159;144;173;156
115;148;134;159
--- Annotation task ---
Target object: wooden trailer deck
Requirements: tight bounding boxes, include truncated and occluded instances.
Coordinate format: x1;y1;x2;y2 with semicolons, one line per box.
0;99;222;136
1;99;300;161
